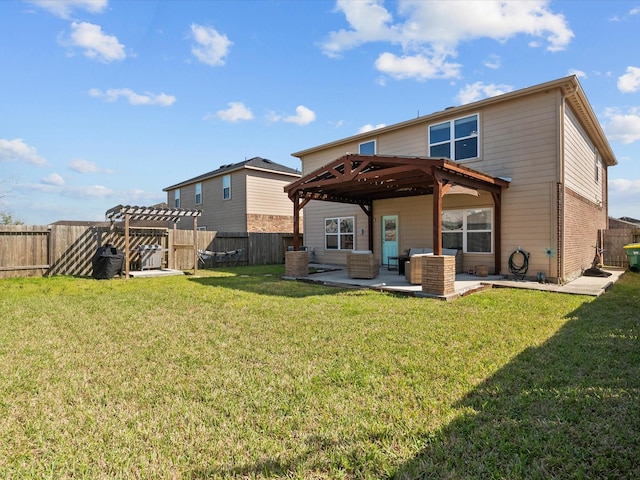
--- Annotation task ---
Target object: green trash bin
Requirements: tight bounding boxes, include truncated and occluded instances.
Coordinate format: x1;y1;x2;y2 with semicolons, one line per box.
623;243;640;272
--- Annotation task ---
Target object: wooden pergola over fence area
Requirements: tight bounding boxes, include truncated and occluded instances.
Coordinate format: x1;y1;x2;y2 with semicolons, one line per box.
105;204;202;279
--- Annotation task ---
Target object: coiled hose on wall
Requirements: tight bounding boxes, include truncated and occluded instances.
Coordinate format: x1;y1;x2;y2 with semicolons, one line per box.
509;248;530;279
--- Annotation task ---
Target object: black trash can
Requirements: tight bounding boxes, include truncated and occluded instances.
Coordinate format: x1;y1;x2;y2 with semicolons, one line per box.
92;244;125;279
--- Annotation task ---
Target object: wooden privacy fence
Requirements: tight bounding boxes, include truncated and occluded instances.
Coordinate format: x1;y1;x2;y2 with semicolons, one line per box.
602;227;640;268
0;225;297;279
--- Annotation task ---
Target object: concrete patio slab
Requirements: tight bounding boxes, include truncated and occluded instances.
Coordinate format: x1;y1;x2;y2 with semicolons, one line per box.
290;264;625;299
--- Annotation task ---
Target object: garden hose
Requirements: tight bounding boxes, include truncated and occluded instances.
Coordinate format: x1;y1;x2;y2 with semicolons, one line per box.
509;248;530;279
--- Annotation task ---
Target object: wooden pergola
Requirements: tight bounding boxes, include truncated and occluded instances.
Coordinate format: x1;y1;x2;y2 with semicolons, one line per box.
105;204;202;279
284;154;510;274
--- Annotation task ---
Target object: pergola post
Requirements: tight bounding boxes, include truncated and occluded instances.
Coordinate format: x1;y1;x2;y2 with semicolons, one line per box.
432;171;443;256
293;197;301;250
492;191;502;275
124;213;131;279
193;216;199;276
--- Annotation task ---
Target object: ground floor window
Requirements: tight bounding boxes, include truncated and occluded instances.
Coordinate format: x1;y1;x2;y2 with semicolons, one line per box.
325;216;354;250
442;208;492;253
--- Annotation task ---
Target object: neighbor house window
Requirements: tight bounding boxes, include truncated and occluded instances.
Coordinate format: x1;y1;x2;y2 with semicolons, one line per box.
442;207;492;253
222;174;231;200
359;140;376;155
195;183;202;205
174;188;181;208
429;114;479;161
325;216;354;250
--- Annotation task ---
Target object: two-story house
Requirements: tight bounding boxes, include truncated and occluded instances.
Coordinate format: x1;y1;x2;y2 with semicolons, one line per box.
164;157;301;232
286;76;617;284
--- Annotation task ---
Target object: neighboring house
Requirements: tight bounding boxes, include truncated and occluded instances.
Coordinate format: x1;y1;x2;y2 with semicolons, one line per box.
164;157;301;232
609;217;640;229
287;76;617;283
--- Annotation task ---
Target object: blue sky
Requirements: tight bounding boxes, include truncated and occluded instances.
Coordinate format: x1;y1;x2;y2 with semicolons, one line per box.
1;0;639;225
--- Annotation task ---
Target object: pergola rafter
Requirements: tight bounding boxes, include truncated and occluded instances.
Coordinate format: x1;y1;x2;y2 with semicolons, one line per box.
285;154;510;273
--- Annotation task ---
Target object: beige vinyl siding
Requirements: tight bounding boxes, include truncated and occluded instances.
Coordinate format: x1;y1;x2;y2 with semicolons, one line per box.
373;196;433;254
303;202;366;264
377;124;428;156
246;171;295;216
478;91;560;276
564;106;602;204
197;172;247;232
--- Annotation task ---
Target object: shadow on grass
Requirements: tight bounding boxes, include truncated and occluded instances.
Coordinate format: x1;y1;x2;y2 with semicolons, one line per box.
395;273;640;479
188;265;349;298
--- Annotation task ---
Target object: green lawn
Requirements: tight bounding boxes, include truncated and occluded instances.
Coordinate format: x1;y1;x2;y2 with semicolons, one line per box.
1;267;638;479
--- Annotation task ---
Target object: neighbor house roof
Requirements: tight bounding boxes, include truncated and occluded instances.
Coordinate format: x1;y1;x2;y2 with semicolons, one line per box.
291;75;617;168
163;157;301;191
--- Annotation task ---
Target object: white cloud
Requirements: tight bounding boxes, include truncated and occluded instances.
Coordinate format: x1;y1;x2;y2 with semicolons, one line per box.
283;105;317;126
610;178;640;193
190;24;232;66
375;51;462;80
21;182;163;205
28;0;108;19
41;173;65;186
618;66;640;93
568;68;586;78
603;107;640;144
359;123;386;133
321;0;398;59
89;88;176;106
68;158;114;174
322;0;573;80
483;54;501;70
59;21;125;62
0;138;47;166
455;81;514;104
215;102;254;122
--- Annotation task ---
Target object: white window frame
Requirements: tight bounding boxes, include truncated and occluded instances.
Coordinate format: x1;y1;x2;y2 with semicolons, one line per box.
359;140;376;155
324;216;355;250
429;113;479;162
442;207;493;253
222;174;231;200
174;188;181;208
195;182;202;205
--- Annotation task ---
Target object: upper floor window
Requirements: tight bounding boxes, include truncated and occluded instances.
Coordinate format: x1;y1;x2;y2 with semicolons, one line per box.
359;140;376;155
195;183;202;205
222;174;231;200
442;207;492;253
429;114;479;161
325;216;354;250
174;188;181;208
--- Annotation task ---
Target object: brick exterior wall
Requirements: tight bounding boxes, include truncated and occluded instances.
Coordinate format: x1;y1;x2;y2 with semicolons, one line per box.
562;186;608;282
246;214;300;233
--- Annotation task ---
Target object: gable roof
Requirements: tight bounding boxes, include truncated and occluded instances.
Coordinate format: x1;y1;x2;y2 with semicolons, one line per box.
291;75;617;168
164;157;300;191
